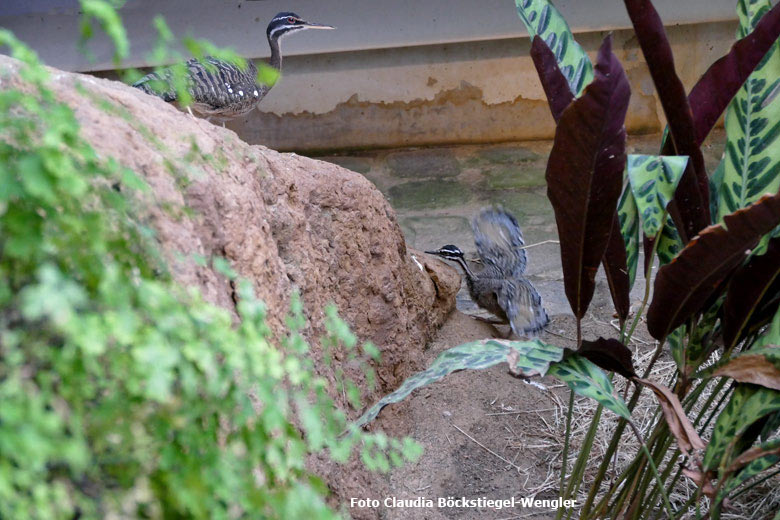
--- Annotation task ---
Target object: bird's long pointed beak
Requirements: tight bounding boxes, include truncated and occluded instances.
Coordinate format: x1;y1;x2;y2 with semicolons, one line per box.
424;250;439;255
302;21;336;30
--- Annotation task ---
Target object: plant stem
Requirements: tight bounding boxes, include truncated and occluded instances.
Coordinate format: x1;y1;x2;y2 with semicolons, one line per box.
563;404;605;520
626;215;666;343
627;420;675;519
559;388;575;512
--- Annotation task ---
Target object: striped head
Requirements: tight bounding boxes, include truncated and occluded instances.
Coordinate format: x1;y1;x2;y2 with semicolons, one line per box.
425;245;465;262
267;12;335;41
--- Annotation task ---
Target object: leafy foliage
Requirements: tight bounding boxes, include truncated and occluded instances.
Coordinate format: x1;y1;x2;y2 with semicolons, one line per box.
624;0;711;239
626;154;688;237
515;0;593;96
0;17;411;520
355;339;561;428
647;192;780;341
703;385;780;472
617;182;641;289
722;237;780;348
688;0;780;146
545;35;630;319
716;0;780;223
548;356;631;419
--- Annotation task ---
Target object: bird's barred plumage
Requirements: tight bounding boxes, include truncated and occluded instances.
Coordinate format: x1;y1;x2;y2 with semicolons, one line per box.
426;207;549;337
132;12;333;122
133;57;264;121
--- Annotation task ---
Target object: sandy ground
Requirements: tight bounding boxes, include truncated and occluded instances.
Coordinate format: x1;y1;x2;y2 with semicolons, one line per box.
356;307;629;520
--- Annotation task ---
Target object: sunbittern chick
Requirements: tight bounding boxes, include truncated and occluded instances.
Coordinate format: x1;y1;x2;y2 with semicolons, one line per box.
426;207;549;337
132;12;334;123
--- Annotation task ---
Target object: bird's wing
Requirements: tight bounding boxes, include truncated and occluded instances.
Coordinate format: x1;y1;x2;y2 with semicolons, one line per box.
472;207;527;277
497;277;549;337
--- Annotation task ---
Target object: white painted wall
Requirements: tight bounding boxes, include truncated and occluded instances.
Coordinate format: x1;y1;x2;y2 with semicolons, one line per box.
2;0;738;72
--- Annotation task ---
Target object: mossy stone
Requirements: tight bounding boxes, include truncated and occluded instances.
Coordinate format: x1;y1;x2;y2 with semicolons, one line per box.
388;180;471;210
386;149;461;178
476;145;540;164
484;189;554;219
482;165;547;190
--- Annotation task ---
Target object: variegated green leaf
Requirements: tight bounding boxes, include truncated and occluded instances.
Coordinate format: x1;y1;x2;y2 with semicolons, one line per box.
354;340;563;428
548;354;631;419
761;410;780;440
507;339;568;377
627;154;690;238
717;0;780;222
756;303;780;347
617;182;640;289
668;325;686;374
716;438;780;507
703;384;780;471
515;0;593;96
656;219;684;265
710;157;726;221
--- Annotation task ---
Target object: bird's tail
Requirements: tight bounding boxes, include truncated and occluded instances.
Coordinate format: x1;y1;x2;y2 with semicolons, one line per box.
132;71;177;102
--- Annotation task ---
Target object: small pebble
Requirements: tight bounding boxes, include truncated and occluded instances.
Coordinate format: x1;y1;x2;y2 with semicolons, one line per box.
442;410;452;417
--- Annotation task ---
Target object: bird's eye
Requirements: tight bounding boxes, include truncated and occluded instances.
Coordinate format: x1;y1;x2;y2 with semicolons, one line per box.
287;17;296;24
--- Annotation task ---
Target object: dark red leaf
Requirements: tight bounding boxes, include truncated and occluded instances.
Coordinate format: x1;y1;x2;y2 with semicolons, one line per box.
723;238;780;348
530;35;575;123
545;35;630;319
577;337;636;379
603;213;631;322
647;192;780;340
624;0;710;239
689;3;780;145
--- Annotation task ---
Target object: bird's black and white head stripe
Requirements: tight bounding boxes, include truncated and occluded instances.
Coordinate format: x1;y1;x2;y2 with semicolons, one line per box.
267;12;334;41
425;245;465;261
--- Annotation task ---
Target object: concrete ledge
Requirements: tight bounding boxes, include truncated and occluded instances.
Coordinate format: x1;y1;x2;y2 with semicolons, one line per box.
227;21;736;152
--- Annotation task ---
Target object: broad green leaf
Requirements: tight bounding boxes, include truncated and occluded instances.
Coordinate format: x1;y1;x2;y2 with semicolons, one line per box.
715;437;780;507
354;340;562;428
717;0;780;223
756;304;780;347
704;384;780;471
627;154;689;238
548;354;631;419
617;182;640;289
506;339;566;377
710;157;726;220
656;218;684;265
761;410;780;440
668;326;686;374
515;0;593;96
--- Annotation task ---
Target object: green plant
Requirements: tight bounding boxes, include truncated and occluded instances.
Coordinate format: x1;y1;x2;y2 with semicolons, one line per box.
0;7;418;519
356;1;780;518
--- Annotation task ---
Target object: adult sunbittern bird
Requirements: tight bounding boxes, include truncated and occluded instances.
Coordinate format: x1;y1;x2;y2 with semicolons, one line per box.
133;12;334;123
426;207;549;337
